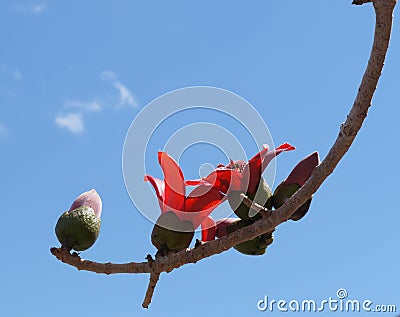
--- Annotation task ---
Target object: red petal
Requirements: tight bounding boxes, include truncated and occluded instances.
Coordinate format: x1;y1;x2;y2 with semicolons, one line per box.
241;144;295;195
182;185;226;228
261;143;296;171
286;152;319;186
201;216;217;241
185;179;205;186
203;169;242;194
144;175;166;212
158;151;186;212
241;147;269;195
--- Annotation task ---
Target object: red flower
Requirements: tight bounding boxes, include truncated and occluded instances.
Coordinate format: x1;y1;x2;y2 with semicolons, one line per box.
144;151;225;242
187;143;295;196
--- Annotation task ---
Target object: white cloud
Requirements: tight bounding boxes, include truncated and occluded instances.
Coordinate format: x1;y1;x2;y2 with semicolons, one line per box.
101;70;137;108
55;100;100;135
114;82;137;108
54;70;137;135
65;100;101;112
14;2;46;15
0;123;8;139
55;113;84;134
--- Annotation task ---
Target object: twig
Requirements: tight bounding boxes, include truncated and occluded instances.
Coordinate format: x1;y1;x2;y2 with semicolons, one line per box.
50;247;151;274
50;0;397;308
239;193;272;216
142;272;161;308
239;193;266;213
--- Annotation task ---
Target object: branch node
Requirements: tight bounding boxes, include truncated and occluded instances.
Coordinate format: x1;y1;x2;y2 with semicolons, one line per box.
146;254;154;266
194;239;205;248
105;262;113;275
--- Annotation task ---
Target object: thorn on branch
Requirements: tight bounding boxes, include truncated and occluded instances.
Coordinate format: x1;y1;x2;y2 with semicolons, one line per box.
146;254;154;265
194;239;205;248
352;0;373;5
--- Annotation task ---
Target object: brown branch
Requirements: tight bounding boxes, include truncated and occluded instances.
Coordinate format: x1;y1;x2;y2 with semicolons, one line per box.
275;0;396;222
50;0;397;308
50;247;151;274
150;0;397;274
142;272;161;308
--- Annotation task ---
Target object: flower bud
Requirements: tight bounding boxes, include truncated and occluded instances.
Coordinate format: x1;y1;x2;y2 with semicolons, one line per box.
272;182;312;220
151;211;194;254
233;233;273;256
272;152;319;221
228;178;272;220
55;190;102;251
217;218;273;256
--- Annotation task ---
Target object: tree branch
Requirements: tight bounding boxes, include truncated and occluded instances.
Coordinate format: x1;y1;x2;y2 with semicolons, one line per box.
142;272;161;308
50;247;151;274
50;0;397;308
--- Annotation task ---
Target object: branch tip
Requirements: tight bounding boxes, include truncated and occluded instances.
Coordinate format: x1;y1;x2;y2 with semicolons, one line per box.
142;272;161;309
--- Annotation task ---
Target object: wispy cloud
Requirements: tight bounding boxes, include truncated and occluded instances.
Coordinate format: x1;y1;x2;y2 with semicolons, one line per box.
64;100;101;112
0;123;7;140
14;2;47;15
114;82;137;108
100;70;138;108
55;113;84;134
1;64;22;81
55;70;137;135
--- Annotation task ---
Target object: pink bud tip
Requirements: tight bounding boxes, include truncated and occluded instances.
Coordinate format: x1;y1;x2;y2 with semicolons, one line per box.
69;189;102;218
286;152;319;186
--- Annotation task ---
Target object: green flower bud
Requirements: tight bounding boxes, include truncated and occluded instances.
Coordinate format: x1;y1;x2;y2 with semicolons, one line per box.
55;206;101;251
55;189;102;251
226;219;273;256
272;182;312;221
233;233;273;256
228;178;272;220
151;211;194;253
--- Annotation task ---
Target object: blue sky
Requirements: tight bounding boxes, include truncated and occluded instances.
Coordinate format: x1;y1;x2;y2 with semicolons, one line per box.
1;1;399;316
